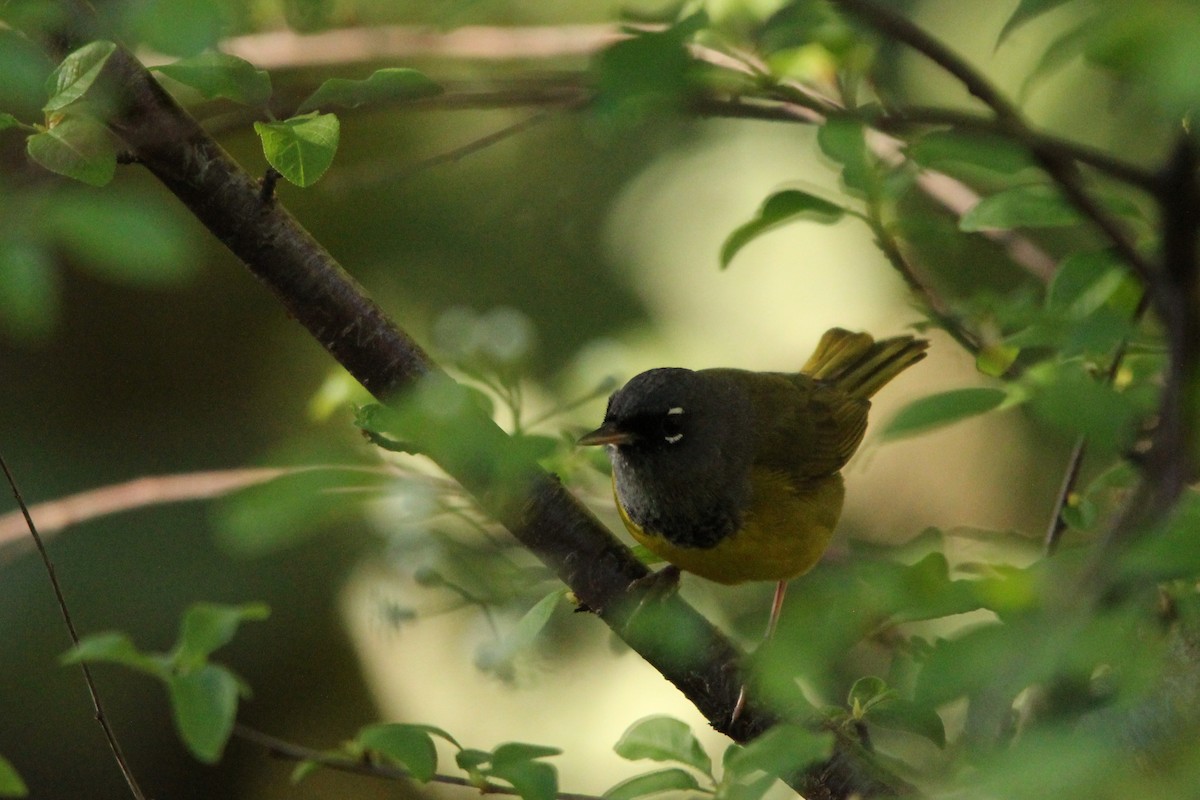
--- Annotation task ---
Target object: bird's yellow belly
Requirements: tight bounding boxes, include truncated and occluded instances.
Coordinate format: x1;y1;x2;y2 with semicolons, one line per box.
618;469;845;585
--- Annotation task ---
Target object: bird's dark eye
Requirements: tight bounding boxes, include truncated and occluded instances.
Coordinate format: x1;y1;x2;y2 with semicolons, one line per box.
661;406;685;443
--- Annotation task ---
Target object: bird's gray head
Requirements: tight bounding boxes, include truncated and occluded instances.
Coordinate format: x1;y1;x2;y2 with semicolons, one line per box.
578;368;753;546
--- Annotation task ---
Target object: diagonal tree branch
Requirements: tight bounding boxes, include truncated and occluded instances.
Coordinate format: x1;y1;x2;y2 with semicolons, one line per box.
87;42;910;799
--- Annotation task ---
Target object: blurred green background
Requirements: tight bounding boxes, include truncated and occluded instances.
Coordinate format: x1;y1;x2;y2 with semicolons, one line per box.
0;1;1172;797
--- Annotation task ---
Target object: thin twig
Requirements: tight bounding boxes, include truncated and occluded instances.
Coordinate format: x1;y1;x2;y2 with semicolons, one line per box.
861;195;982;357
1043;437;1088;556
0;452;148;800
1043;295;1150;555
327;108;564;193
862;106;1159;193
233;723;605;800
207;21;1159;194
695;96;1156;190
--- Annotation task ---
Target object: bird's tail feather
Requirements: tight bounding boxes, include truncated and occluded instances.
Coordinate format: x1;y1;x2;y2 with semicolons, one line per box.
801;327;928;399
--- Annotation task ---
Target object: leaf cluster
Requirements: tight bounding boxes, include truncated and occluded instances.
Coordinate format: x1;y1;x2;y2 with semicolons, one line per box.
62;602;269;763
295;721;563;800
604;715;830;800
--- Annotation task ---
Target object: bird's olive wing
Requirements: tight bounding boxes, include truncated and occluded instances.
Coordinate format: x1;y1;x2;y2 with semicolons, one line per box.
744;371;870;479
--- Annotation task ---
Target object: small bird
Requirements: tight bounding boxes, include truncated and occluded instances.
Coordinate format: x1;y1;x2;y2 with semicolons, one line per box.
578;328;927;714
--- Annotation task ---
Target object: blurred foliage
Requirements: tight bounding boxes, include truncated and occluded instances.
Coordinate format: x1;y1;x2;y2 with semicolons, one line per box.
2;0;1200;799
64;602;269;763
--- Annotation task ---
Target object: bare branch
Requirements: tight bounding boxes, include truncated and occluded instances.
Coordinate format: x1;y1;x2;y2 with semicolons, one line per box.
0;466;404;559
0;452;148;800
213;24;626;69
0;468;284;554
233;724;604;800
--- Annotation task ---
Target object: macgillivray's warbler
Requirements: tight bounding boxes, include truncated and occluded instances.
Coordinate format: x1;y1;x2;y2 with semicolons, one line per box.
578;327;928;716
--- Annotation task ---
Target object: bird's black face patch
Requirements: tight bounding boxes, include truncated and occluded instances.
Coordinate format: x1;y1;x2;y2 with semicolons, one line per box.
601;368;700;451
615;405;688;449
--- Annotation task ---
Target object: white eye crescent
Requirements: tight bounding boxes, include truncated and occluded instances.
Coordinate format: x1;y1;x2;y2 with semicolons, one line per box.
664;407;684;443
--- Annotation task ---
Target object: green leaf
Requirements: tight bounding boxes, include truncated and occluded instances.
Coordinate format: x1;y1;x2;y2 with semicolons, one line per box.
847;675;892;713
128;0;225;58
0;113;20;132
44;41;116;112
172;602;270;671
853;551;993;624
358;723;438;782
613;716;712;777
1045;249;1130;314
960;184;1083;231
290;759;321;784
510;590;564;649
1121;491;1200;582
881;387;1010;440
816;118;871;193
456;748;493;770
476;590;566;676
997;0;1074;45
1018;18;1095;100
0;754;28;798
603;767;703;800
152;52;272;107
715;766;776;800
284;0;334;32
492;743;563;765
723;723;830;782
1084;7;1200;114
914;620;1063;709
975;343;1020;378
973;727;1122;800
26;115;116;186
1026;362;1140;453
488;756;559;800
214;462;385;554
166;664;240;762
296;68;442;114
592;11;707;124
61;632;164;676
42;190;199;285
720;189;845;268
907;130;1036;176
253;112;339;187
0;29;54;112
510;434;560;464
0;240;58;341
867;696;947;748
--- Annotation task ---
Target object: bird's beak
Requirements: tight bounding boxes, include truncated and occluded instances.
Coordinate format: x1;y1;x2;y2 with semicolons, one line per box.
577;421;635;447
